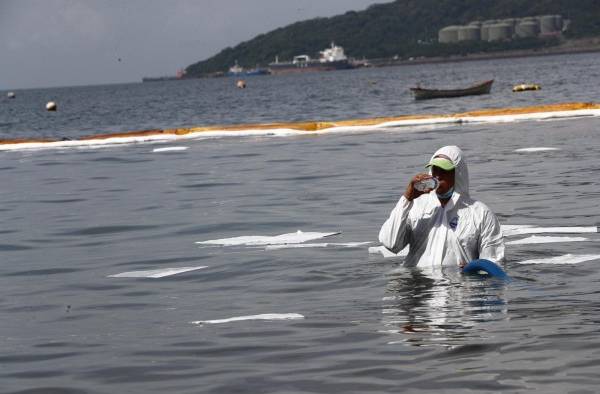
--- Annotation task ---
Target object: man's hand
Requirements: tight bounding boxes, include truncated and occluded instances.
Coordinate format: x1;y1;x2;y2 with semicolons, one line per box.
403;173;433;201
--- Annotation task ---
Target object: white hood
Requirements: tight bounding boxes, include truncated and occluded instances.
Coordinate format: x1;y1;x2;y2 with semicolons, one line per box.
429;145;469;199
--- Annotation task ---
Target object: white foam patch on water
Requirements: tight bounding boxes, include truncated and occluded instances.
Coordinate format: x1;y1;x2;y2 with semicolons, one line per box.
507;235;590;245
196;230;340;246
265;241;371;250
2;108;600;151
191;313;305;325
514;147;560;152
0;133;185;151
368;246;409;258
502;225;598;237
457;109;600;124
502;224;535;231
108;266;207;278
152;146;189;152
515;254;600;265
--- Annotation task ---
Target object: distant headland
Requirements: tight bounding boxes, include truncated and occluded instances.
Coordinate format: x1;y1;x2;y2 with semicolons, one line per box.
144;0;600;81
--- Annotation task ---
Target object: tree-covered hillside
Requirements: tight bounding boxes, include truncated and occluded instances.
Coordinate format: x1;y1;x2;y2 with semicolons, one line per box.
185;0;600;77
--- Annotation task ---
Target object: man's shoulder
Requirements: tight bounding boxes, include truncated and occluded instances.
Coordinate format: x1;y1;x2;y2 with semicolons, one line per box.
458;197;495;215
471;199;493;211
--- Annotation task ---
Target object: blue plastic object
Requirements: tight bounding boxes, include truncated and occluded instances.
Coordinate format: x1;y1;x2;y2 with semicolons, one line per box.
462;259;509;280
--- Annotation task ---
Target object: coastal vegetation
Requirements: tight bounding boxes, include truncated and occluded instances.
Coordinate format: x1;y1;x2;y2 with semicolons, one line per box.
185;0;600;77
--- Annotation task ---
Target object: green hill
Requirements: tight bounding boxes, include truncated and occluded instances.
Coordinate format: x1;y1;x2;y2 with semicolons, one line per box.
185;0;600;77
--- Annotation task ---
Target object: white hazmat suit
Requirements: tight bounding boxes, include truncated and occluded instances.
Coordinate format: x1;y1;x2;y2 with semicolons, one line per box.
378;146;505;268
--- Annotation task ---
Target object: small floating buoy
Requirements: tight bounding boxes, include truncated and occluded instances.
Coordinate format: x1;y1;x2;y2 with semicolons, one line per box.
46;101;57;111
236;80;246;89
7;92;16;99
513;83;541;92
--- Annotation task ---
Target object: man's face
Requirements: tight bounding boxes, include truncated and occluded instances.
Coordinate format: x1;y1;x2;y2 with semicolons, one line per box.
431;166;455;195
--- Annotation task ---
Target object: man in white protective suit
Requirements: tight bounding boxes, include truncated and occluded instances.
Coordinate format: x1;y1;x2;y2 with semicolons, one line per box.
378;145;505;268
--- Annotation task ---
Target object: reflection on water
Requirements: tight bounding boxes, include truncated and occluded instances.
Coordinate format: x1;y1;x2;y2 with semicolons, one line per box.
381;267;508;348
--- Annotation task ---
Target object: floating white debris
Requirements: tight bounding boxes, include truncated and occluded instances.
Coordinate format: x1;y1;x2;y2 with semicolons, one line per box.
46;101;57;111
369;226;597;258
191;313;305;325
515;254;600;265
458;109;600;124
108;266;207;278
514;147;560;152
265;241;371;250
502;225;598;237
196;230;340;246
368;246;409;258
152;146;189;152
502;224;535;232
507;235;590;245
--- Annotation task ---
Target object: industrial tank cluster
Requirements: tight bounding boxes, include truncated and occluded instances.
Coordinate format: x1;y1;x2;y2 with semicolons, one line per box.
438;15;566;43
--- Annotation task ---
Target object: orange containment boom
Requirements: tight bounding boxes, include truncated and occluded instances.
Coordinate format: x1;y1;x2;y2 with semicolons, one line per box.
1;102;599;150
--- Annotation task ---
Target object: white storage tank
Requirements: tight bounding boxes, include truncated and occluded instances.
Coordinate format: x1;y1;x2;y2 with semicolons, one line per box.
500;18;517;36
481;21;497;41
487;23;512;41
516;20;540;38
540;15;558;34
481;25;490;41
438;26;460;43
554;14;563;30
458;25;481;41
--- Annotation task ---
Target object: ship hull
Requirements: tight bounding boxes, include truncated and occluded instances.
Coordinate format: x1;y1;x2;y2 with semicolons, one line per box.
226;69;270;77
268;60;353;75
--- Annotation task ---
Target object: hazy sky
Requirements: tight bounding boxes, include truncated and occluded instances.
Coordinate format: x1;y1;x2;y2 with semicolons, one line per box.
0;0;391;89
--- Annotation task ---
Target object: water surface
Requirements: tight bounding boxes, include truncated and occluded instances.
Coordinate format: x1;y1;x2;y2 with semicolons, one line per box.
1;52;600;393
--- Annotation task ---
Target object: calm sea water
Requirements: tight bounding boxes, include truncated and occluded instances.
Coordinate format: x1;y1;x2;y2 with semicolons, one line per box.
1;53;600;394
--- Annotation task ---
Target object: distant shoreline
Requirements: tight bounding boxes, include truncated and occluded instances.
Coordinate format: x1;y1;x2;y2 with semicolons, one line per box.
370;37;600;68
144;38;600;82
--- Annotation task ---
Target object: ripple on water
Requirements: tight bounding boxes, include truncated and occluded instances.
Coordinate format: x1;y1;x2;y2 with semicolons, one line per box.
111;255;207;268
5;387;89;394
0;352;83;364
90;156;150;164
180;182;242;189
4;268;80;277
33;198;87;204
2;304;62;313
0;244;33;251
53;224;163;237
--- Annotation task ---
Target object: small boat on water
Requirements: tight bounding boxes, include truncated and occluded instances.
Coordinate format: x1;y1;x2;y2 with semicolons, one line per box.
226;61;269;77
410;79;494;100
